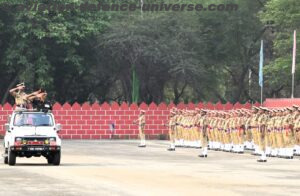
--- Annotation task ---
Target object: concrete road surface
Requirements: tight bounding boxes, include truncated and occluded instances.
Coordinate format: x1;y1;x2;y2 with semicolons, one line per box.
1;140;300;196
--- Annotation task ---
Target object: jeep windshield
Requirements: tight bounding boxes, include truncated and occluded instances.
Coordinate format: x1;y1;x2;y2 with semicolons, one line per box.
13;113;54;126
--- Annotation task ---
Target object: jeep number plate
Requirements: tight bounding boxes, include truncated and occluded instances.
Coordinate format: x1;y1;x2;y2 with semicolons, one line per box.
29;147;44;151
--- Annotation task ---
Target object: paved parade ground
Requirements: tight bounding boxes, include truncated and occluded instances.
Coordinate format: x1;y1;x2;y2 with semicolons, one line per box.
1;140;300;196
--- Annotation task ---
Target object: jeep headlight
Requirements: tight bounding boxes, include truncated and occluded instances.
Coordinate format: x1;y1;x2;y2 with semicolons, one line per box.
45;137;55;145
15;137;22;142
49;137;56;141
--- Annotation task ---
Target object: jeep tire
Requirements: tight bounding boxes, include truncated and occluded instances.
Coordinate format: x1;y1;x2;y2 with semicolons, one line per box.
47;156;54;164
52;151;61;166
8;148;16;166
4;148;8;164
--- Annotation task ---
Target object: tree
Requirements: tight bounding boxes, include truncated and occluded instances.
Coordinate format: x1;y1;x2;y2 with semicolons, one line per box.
260;0;300;98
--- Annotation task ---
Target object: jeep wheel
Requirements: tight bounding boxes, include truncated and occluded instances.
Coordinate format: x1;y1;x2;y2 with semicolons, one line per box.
4;148;8;164
52;151;61;166
47;156;54;164
8;148;16;166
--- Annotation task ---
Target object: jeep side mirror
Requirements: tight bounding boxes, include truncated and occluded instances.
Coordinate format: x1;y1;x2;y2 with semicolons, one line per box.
5;123;10;132
55;124;62;132
7;115;11;123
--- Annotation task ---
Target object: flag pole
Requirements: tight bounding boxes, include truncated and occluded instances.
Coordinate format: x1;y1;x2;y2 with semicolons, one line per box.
291;30;297;98
259;40;264;105
261;85;263;105
292;73;295;98
249;69;252;99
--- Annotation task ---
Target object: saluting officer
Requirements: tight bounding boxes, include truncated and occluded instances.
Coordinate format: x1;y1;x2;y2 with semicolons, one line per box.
167;109;177;151
135;110;146;147
198;110;208;157
9;83;42;110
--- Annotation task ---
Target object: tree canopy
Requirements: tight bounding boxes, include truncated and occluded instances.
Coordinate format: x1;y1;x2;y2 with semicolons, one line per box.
0;0;299;104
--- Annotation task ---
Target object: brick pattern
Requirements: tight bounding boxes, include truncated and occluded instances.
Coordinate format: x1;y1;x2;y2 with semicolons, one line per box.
0;101;257;139
263;98;300;108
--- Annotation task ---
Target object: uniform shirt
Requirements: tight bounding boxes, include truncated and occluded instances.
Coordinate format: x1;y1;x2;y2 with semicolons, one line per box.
282;114;292;129
14;91;28;106
138;115;145;126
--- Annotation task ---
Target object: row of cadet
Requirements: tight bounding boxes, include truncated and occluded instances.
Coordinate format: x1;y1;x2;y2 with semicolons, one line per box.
167;105;300;161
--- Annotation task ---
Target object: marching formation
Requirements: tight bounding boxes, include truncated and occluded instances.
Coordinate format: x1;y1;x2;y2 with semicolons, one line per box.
167;105;300;162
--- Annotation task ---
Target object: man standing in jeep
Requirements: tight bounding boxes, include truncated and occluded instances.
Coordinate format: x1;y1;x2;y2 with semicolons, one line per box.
9;83;43;110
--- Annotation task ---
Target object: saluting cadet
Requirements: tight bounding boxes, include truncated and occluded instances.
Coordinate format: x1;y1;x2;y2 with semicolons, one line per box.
237;110;246;154
291;105;299;155
218;112;226;151
265;109;273;157
167;109;177;151
282;107;294;159
135;110;146;147
223;112;231;152
251;106;261;156
257;107;268;162
244;110;253;150
294;107;300;155
231;111;238;153
276;109;285;157
211;111;219;150
199;110;208;157
269;110;278;157
194;109;202;148
174;110;183;147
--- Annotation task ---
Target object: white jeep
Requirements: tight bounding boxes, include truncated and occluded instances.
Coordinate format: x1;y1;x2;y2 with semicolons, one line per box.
3;110;62;166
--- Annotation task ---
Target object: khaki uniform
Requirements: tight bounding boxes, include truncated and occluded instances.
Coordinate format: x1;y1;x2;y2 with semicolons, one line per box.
258;113;268;151
281;113;294;158
138;114;146;146
237;116;245;153
276;115;285;156
199;115;208;156
251;113;260;155
168;114;176;149
14;91;29;110
294;114;300;155
244;115;253;149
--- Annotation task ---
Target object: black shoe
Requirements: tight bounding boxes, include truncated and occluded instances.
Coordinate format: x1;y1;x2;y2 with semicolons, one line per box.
238;151;244;154
198;154;207;158
167;148;175;151
257;159;267;162
138;145;146;148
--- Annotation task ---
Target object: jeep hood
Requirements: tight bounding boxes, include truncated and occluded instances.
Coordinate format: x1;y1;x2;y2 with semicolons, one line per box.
12;126;57;137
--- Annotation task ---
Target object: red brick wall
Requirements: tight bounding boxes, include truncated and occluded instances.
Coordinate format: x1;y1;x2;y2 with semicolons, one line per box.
263;98;300;108
0;101;259;139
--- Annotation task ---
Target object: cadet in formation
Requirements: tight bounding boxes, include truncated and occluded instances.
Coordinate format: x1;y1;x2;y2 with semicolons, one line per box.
168;105;300;162
134;110;146;147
